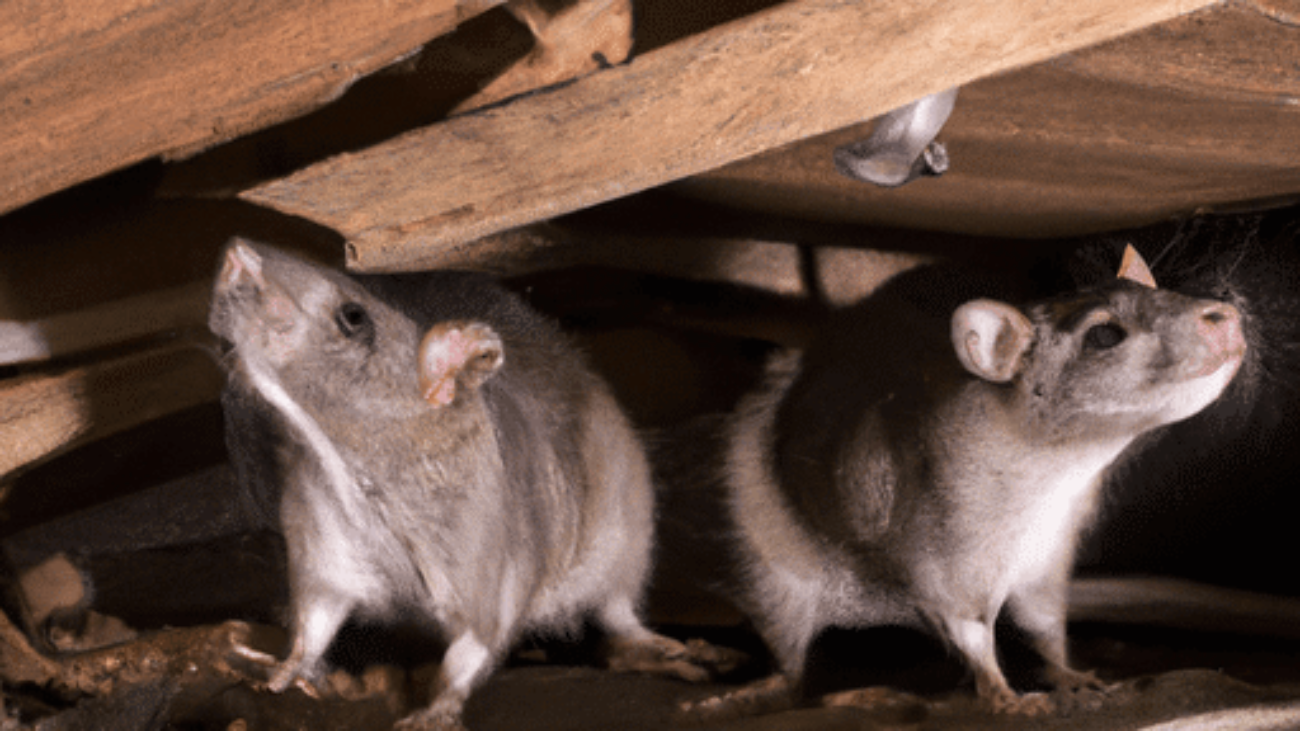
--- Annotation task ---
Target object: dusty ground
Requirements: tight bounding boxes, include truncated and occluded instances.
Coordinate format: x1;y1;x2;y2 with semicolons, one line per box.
6;615;1300;730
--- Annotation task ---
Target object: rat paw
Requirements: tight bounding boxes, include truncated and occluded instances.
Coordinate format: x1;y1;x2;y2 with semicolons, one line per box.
263;660;331;699
822;685;927;712
681;637;749;677
222;621;278;668
394;695;468;731
1048;668;1116;713
676;674;794;724
605;633;732;683
392;709;467;731
220;620;302;692
1047;666;1106;692
983;689;1054;716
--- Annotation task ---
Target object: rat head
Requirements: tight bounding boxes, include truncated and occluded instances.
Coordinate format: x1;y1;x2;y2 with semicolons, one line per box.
209;239;428;411
950;248;1247;443
210;238;507;414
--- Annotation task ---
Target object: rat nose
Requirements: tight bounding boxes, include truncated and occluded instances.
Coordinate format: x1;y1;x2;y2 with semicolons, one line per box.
1196;301;1246;362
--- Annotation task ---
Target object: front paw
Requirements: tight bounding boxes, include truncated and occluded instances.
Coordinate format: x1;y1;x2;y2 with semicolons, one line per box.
1047;666;1106;692
393;710;467;731
982;687;1055;716
677;673;794;724
821;685;928;715
219;620;304;692
264;662;332;698
1048;667;1114;712
222;620;279;670
680;637;749;677
394;695;468;731
605;634;708;682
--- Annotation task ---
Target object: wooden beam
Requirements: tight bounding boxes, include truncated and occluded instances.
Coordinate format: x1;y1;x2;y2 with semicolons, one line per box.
243;0;1216;273
1071;576;1300;640
0;283;210;367
0;341;223;482
0;0;480;215
682;1;1300;238
427;223;930;307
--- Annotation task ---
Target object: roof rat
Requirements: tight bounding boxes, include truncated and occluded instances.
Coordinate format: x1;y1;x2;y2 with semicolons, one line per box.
686;248;1247;718
207;239;723;730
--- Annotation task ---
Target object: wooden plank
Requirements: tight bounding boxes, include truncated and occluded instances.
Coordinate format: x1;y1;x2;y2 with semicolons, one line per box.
0;342;223;481
243;0;1216;272
1071;576;1300;640
682;1;1300;238
0;283;210;367
423;223;928;307
0;0;479;216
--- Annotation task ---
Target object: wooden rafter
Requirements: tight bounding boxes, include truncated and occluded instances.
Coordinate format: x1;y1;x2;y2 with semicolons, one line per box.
243;0;1218;272
0;0;476;215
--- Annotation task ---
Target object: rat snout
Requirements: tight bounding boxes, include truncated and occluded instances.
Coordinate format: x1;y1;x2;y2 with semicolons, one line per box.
1193;300;1246;378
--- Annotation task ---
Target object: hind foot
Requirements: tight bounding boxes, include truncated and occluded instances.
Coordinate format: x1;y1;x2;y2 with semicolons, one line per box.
822;685;927;711
677;673;794;724
982;687;1054;716
606;633;730;682
1048;666;1115;712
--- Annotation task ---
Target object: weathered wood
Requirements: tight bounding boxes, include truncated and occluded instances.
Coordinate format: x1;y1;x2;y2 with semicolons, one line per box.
682;1;1300;238
453;0;634;114
0;342;223;481
243;0;1215;272
0;0;482;216
0;195;344;365
0;283;210;367
427;223;929;307
1070;576;1300;641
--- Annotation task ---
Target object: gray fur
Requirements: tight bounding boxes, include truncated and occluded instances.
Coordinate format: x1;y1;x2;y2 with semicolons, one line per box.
209;239;707;730
721;266;1247;715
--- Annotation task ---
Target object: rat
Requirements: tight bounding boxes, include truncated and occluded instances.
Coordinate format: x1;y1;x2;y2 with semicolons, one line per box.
683;247;1247;718
207;238;725;730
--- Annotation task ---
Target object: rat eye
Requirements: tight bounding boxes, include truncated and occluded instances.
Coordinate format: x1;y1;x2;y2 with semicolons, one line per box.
1083;322;1126;350
335;302;372;339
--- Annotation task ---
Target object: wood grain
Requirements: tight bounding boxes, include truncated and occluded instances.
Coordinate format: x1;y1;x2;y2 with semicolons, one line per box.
682;1;1300;238
416;223;928;307
0;0;478;215
243;0;1215;272
0;283;210;367
0;342;223;481
1071;576;1300;640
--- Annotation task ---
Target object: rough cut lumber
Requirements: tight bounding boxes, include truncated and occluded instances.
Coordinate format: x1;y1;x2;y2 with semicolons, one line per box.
244;0;1216;272
421;223;930;307
0;341;223;482
0;233;910;368
453;0;635;114
1070;576;1300;641
0;0;480;216
683;0;1300;238
0;283;210;367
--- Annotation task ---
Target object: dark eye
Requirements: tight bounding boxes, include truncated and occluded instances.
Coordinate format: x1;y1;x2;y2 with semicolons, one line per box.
335;302;371;338
1083;322;1126;350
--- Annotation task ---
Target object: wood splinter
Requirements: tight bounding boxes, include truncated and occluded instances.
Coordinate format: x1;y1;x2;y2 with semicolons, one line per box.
454;0;634;114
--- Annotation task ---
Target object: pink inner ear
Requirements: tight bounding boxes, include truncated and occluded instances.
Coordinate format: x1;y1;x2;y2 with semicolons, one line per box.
419;327;474;408
220;241;265;289
1117;245;1158;289
422;376;457;408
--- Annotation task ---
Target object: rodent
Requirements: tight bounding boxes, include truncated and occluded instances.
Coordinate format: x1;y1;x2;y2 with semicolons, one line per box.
207;238;722;730
1071;216;1300;593
686;248;1247;717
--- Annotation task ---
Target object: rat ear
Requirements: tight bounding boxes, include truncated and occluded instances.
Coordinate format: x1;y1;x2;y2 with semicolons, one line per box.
418;321;505;408
951;300;1033;383
1117;244;1158;289
218;238;266;290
